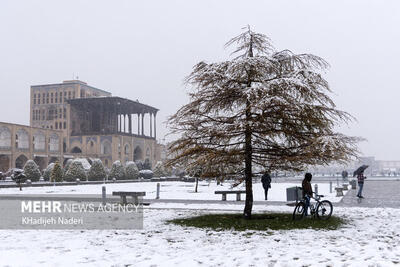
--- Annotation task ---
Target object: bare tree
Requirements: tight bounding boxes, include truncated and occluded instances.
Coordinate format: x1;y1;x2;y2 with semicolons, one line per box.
168;26;362;219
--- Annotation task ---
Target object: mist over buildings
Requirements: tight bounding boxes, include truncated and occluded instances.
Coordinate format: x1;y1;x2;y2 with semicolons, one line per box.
1;0;399;160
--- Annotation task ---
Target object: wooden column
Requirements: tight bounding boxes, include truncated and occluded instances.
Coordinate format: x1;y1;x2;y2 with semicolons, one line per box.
150;113;152;137
137;114;140;135
117;115;120;132
123;114;126;133
154;113;157;139
141;113;144;136
114;113;117;133
128;114;132;134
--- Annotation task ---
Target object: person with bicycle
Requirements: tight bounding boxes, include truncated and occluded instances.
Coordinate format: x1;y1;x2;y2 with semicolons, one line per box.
293;173;333;220
302;173;313;216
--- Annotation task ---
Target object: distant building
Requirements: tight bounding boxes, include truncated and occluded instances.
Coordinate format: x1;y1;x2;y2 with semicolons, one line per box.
0;80;161;172
30;80;111;132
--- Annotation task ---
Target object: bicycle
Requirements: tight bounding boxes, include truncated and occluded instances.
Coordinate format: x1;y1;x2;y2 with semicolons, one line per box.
292;193;333;220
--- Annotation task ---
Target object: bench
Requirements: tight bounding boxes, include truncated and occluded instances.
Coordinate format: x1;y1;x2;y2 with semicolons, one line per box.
335;187;344;197
112;191;146;204
342;183;349;190
215;190;246;201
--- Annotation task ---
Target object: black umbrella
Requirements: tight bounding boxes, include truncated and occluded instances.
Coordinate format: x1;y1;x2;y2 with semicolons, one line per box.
353;165;369;177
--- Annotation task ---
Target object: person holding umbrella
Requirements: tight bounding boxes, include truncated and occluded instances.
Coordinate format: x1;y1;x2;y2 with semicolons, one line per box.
357;171;366;198
354;165;368;198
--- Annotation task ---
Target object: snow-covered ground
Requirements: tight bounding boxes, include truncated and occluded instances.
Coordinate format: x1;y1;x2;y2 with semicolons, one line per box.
0;181;342;202
1;204;399;266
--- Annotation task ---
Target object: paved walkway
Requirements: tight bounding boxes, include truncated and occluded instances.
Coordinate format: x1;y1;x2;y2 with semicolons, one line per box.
145;198;288;206
1;180;398;209
146;180;400;209
338;180;400;208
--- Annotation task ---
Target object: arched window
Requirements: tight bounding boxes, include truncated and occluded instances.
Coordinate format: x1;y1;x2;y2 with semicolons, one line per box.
101;140;111;155
134;146;143;161
71;146;82;153
33;131;45;151
87;140;96;154
124;144;130;155
49;133;59;152
0;126;11;148
15;154;28;169
16;129;29;149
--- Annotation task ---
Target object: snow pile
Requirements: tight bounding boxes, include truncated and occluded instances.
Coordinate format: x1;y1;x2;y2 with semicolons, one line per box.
0;206;399;266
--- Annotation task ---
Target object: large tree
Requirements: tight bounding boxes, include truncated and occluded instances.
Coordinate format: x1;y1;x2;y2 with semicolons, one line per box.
168;27;361;219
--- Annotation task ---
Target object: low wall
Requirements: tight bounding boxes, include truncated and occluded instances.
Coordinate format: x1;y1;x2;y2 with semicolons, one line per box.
0;177;187;189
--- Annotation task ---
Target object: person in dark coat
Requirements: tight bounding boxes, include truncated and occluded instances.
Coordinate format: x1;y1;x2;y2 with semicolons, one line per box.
12;170;26;191
302;173;313;216
261;172;272;200
357;171;366;198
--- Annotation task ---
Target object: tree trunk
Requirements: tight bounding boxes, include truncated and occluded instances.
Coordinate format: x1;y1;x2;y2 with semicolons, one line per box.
194;177;198;193
243;99;253;219
244;36;254;219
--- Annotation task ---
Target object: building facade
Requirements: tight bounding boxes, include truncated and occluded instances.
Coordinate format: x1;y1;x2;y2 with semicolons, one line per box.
30;80;111;133
0;80;160;172
0;122;63;172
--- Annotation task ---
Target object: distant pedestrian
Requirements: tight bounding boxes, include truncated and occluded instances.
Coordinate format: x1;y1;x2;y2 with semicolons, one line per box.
357;171;366;198
341;170;348;182
11;170;26;191
261;172;271;200
302;173;313;216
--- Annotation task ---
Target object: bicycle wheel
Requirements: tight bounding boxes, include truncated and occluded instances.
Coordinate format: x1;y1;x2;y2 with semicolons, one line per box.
316;200;333;220
292;201;306;220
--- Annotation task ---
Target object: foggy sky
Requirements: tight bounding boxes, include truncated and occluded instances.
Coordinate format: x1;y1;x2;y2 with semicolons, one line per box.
1;0;399;160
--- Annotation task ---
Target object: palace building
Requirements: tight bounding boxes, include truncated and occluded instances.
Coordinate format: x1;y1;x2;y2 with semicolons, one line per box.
0;80;161;172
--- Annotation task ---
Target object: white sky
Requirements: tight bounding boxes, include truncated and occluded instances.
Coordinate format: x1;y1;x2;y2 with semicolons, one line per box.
0;0;399;160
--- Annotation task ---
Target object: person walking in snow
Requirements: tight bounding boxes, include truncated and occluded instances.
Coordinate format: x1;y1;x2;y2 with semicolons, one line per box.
302;173;313;216
261;172;271;200
357;171;366;198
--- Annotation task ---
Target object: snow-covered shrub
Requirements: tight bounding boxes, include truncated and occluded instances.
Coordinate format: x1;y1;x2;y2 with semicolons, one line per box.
23;160;41;182
135;160;144;170
88;159;107;181
43;163;55;181
125;161;139;179
153;161;167;177
64;160;87;182
73;158;91;171
50;161;63;182
143;158;152;170
64;159;73;173
109;160;125;180
139;169;153;179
